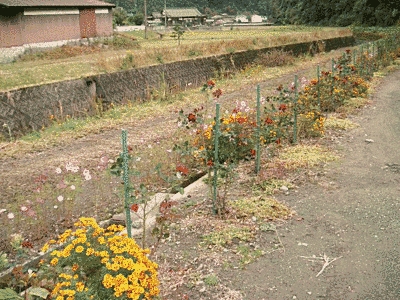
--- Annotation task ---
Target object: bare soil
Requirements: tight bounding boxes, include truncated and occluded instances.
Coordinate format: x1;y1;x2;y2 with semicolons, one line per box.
149;67;400;299
1;50;399;299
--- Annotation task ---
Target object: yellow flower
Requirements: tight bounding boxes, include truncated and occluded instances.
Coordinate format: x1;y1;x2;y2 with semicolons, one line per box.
41;243;49;253
50;258;58;266
75;245;84;253
86;247;95;256
76;282;85;292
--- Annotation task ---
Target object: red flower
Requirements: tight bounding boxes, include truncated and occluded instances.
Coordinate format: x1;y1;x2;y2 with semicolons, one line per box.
277;84;283;91
22;241;33;249
207;160;213;166
236;117;247;124
207;80;215;87
35;174;48;184
188;113;196;123
278;104;287;112
232;107;240;114
250;149;256;157
276;138;281;145
176;165;189;176
130;204;139;212
265;117;274;124
212;88;223;98
345;49;351;54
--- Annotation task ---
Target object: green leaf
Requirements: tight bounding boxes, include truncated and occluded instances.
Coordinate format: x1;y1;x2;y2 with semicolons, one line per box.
26;287;49;299
0;288;23;300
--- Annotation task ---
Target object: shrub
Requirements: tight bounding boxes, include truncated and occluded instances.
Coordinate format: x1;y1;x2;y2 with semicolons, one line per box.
40;217;159;299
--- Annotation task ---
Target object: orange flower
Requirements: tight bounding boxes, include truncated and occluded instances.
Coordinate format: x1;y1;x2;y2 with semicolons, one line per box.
207;80;215;87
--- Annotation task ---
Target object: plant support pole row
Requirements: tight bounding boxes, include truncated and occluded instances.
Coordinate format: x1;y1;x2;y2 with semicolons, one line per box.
121;129;132;238
212;103;221;215
255;84;261;174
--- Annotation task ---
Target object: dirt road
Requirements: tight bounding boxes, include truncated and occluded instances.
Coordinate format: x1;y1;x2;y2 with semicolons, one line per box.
220;69;400;299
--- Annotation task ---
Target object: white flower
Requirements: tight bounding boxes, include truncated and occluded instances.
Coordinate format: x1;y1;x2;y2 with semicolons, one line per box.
241;101;246;108
177;121;182;127
53;205;58;209
176;172;182;179
148;144;152;148
136;157;141;162
83;169;90;176
166;149;172;153
55;167;62;174
70;185;76;190
66;162;79;173
57;195;64;202
20;206;28;212
85;174;92;181
27;269;35;278
7;212;14;219
0;209;6;214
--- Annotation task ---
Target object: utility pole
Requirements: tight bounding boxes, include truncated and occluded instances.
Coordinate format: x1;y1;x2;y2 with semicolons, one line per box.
164;0;167;29
144;0;147;39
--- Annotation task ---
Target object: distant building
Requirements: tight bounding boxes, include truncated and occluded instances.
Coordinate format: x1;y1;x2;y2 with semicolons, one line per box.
235;15;249;23
251;14;263;23
0;0;115;48
150;8;206;27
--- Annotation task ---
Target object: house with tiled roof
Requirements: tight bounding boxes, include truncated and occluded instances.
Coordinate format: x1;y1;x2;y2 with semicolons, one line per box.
150;7;206;27
0;0;115;48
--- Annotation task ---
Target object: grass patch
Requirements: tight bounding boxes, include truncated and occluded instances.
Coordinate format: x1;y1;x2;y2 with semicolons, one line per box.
230;196;292;220
278;144;339;170
325;116;359;130
203;274;219;286
252;179;294;194
202;226;254;247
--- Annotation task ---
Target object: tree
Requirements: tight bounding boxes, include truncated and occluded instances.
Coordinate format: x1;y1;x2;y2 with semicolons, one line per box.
113;7;128;26
170;25;185;45
128;12;144;25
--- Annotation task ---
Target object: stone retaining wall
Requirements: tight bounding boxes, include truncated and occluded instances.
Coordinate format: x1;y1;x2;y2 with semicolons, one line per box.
0;35;355;139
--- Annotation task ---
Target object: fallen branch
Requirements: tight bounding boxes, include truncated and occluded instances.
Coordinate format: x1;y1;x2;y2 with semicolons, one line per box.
300;253;342;277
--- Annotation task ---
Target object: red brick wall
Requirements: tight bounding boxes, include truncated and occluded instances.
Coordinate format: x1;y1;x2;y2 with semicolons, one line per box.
0;12;23;47
79;9;97;38
22;14;81;44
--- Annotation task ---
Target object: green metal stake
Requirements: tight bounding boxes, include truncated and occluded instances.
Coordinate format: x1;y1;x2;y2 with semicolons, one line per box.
121;129;132;238
317;65;321;111
331;58;335;109
293;75;298;144
255;85;261;174
212;103;220;215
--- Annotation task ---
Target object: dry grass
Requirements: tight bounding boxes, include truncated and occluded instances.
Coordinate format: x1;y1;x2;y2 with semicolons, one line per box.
0;26;352;91
325;116;360;130
277;144;339;170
